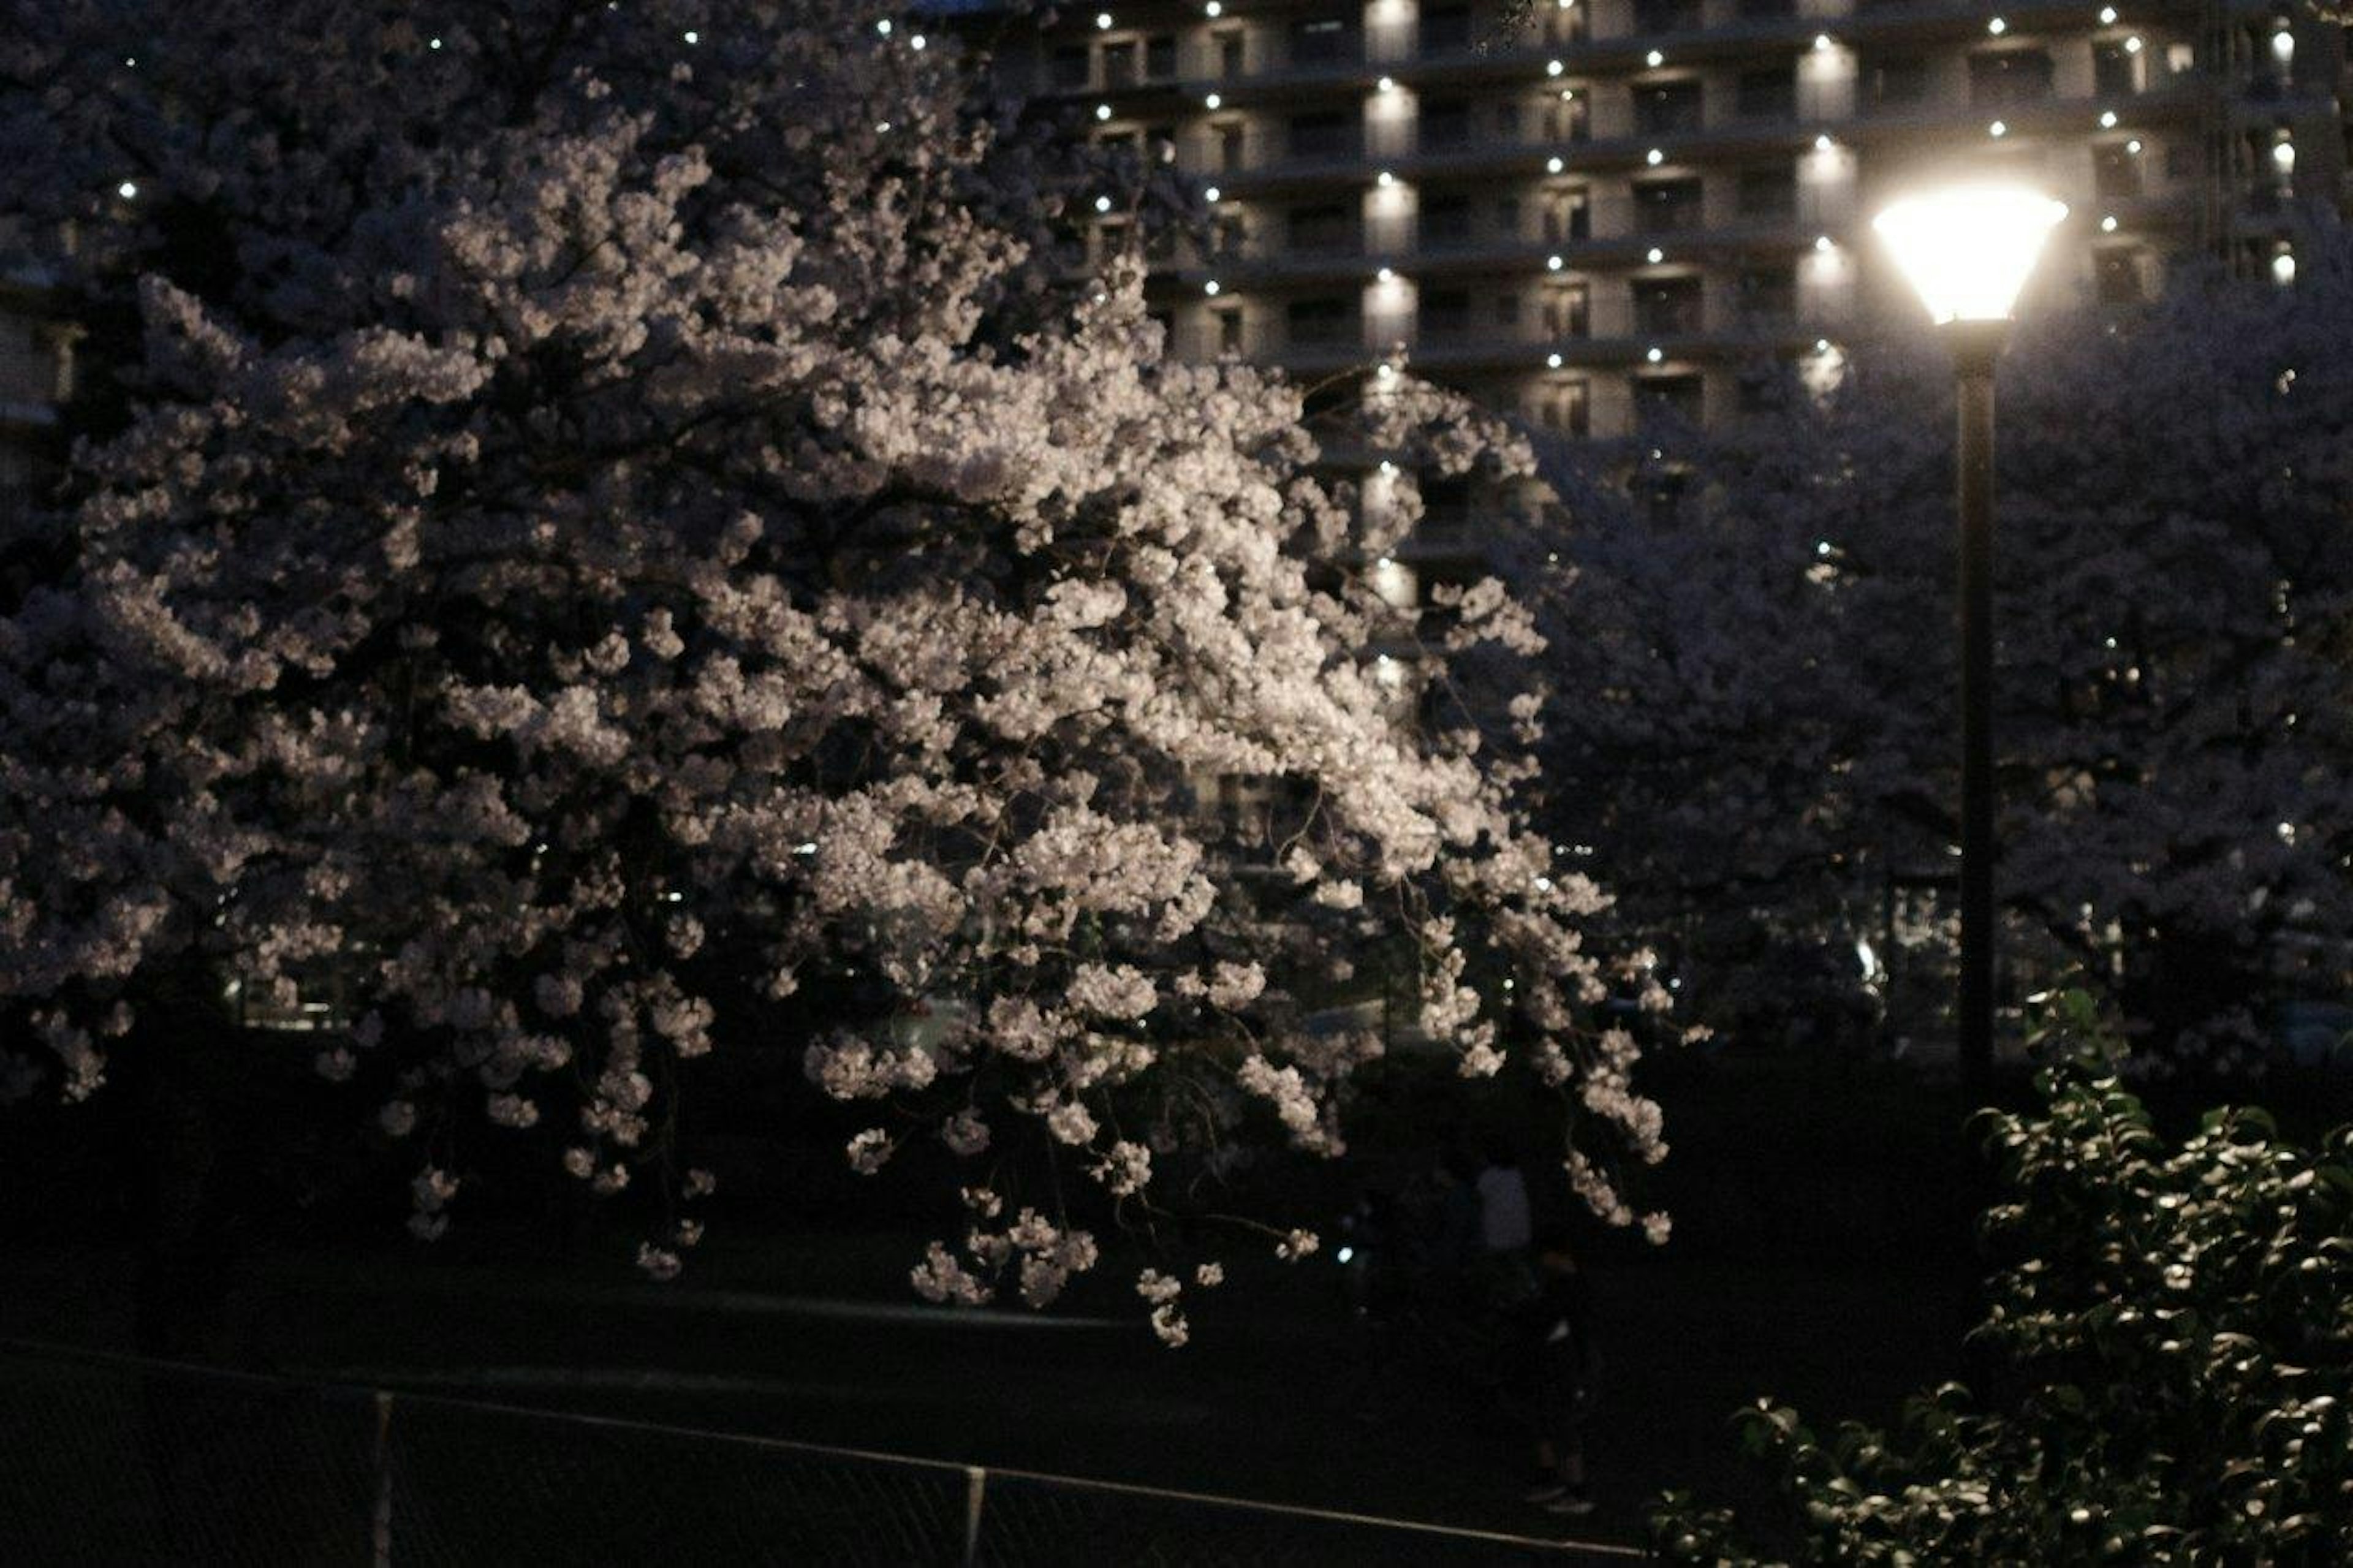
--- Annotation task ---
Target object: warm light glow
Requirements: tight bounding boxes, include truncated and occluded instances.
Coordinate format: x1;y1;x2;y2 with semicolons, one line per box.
1873;185;2069;323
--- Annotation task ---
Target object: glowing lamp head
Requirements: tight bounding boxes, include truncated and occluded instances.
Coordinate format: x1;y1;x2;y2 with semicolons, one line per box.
1873;185;2067;323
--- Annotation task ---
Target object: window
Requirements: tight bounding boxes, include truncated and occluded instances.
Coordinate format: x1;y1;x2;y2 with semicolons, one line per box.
1287;110;1356;161
1290;14;1356;65
1634;0;1703;30
2095;248;2145;304
1216;308;1245;354
1545;189;1591;243
2092;39;2141;97
1145;35;1177;78
1544;284;1591;337
1737;165;1797;220
1737;66;1795;121
1635;373;1704;424
1494;100;1524;144
1633;176;1705;235
1735;264;1795;320
1868;55;1930;108
1547;94;1590;143
1632;276;1703;335
1420;287;1473;339
1635;80;1705;135
1536;379;1590;435
1218;31;1245;77
1420;192;1474;250
1286;296;1358;346
1739;0;1794;16
1100;40;1137;88
1422;98;1474;150
1496;195;1522;236
1969;49;2055;108
1287;202;1357;252
1218;123;1246;170
1495;290;1523;328
1422;3;1473;53
2093;142;2142;199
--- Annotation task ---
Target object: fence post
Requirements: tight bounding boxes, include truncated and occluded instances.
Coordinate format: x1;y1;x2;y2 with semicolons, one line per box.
961;1465;987;1568
370;1390;395;1568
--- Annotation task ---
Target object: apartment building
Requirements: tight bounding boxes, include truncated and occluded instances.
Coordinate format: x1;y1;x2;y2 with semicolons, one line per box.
1002;0;2351;439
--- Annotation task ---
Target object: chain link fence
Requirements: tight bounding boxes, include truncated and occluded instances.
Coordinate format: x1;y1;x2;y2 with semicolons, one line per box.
1;1343;1637;1566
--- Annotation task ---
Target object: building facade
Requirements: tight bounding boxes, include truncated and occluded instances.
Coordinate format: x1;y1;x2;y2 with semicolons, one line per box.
1002;0;2351;437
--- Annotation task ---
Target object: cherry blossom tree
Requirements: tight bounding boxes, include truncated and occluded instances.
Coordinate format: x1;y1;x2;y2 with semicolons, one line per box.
0;0;1670;1335
1532;234;2353;1068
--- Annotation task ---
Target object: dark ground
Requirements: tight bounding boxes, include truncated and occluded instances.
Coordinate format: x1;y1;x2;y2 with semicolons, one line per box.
1;1042;1995;1551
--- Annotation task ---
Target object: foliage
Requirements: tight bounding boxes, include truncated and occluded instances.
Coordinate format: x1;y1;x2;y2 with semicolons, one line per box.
0;0;1670;1324
1653;993;2353;1562
1531;240;2353;1060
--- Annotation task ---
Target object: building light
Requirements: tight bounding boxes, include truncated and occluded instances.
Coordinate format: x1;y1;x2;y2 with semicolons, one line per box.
2100;214;2118;231
2097;5;2116;21
1547;156;1565;173
427;37;441;50
1096;104;1113;121
1645;49;1665;67
1204;279;1221;294
116;180;137;199
1645;346;1664;362
1645;246;1664;263
1814;338;1831;352
1813;33;1833;51
2272;249;2296;285
1377;363;1396;379
1204;91;1221;108
1377;170;1395;186
1377;76;1395;92
1987;16;2006;33
1204;185;1221;202
1548;59;1565;77
2126;137;2142;153
682;29;699;44
911;33;926;50
876;18;892;34
1988;119;2007;137
1645;148;1664;165
2271;28;2295;63
1548;254;1564;270
1379;460;1398;475
1547;352;1564;368
1814;234;1833;251
2124;34;2142;52
1377;265;1395;281
1096;11;1113;28
1094;195;1113;213
1814;134;1834;151
2272;140;2294;169
2099;110;2118;127
1206;1;1222;13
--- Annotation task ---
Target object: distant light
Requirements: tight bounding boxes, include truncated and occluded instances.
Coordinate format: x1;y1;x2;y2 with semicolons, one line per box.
1814;134;1834;151
1813;234;1833;252
1377;169;1395;186
1337;1246;1355;1264
2126;138;2142;153
1206;0;1222;14
116;180;137;199
2123;34;2142;52
2097;5;2116;21
123;55;135;66
1377;75;1395;92
1645;346;1663;362
681;28;697;44
876;18;892;34
1204;92;1221;108
1203;279;1221;295
427;37;442;50
1096;10;1113;28
1204;185;1221;202
1816;540;1833;556
1377;265;1394;281
1547;155;1564;173
2272;250;2296;285
1645;246;1664;263
2099;110;2118;127
1989;119;2007;137
1988;15;2007;33
1645;147;1664;165
1096;104;1113;121
1378;460;1398;475
1548;59;1564;77
1813;33;1833;51
1376;363;1396;379
1547;352;1564;368
1094;195;1113;213
911;32;926;50
1645;49;1664;67
1547;254;1564;270
1814;338;1831;352
2271;140;2294;169
2100;214;2118;231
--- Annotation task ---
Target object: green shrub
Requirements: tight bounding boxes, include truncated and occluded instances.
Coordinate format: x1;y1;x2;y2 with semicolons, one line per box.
1653;993;2353;1564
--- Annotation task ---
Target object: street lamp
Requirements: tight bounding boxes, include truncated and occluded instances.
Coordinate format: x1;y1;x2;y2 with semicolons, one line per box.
1872;185;2066;1102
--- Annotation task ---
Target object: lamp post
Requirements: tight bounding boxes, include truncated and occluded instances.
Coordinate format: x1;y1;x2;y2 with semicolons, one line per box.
1871;186;2066;1104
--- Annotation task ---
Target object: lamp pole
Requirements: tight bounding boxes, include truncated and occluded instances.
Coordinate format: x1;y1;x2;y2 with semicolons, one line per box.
1871;183;2064;1104
1947;320;2007;1107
